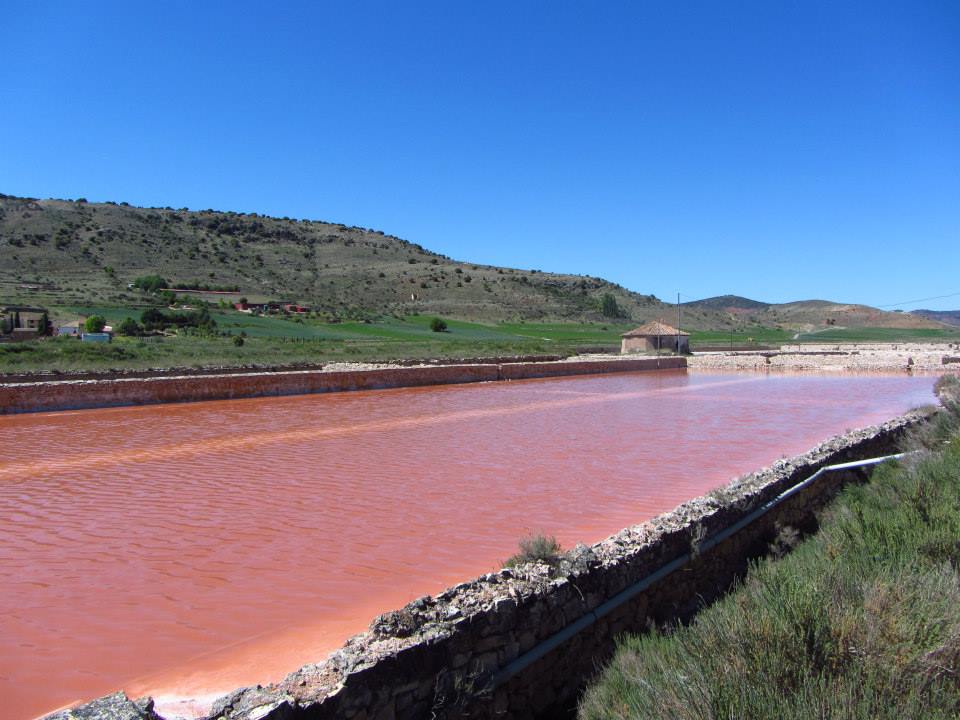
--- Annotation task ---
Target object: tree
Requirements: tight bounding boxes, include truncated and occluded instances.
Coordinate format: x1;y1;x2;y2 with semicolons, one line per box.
140;308;167;330
132;274;168;293
116;317;142;336
600;293;626;319
430;317;448;333
84;315;106;333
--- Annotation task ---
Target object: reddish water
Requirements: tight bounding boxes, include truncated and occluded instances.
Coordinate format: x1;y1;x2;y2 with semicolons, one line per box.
0;371;935;719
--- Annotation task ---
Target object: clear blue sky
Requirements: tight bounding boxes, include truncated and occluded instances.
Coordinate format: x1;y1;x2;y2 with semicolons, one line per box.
2;1;958;309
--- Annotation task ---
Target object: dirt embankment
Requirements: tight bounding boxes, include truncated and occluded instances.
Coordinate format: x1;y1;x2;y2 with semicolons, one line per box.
688;343;960;373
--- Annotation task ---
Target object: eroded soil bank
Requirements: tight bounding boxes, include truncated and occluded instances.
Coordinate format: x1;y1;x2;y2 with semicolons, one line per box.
2;371;936;720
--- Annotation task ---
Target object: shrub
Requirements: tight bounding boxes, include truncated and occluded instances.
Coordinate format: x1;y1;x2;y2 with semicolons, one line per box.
83;315;106;333
132;274;168;293
429;317;448;333
140;307;217;333
232;335;244;347
116;317;142;336
504;534;563;567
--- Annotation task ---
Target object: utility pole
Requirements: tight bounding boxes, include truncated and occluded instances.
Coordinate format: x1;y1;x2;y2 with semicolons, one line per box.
676;292;681;355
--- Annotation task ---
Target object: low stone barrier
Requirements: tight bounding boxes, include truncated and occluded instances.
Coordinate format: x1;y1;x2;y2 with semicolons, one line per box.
688;343;960;373
500;356;684;380
48;406;931;720
0;358;683;415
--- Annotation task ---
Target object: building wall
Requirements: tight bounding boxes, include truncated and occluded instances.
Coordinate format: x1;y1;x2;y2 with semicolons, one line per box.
620;336;653;353
621;335;689;353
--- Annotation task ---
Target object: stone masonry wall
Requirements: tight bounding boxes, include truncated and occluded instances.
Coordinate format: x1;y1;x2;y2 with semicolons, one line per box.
51;404;933;720
0;357;685;414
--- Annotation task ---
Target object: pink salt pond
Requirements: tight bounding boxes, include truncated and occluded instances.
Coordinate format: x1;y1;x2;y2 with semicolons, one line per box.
0;370;936;719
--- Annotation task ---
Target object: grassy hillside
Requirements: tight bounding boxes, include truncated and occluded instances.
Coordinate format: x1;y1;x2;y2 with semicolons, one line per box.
0;194;679;324
1;193;943;333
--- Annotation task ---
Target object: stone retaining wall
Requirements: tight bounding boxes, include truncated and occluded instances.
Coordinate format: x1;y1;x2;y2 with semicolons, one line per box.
0;357;684;414
688;343;960;373
51;406;932;720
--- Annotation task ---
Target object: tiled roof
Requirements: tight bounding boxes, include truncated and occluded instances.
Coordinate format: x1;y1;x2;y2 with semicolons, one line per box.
621;320;689;337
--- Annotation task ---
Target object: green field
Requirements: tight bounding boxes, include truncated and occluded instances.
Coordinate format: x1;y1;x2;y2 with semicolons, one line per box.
793;326;960;343
687;328;795;346
2;304;957;374
0;308;638;373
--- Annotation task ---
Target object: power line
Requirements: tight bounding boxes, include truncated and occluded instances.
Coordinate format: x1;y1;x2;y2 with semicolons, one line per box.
875;291;960;309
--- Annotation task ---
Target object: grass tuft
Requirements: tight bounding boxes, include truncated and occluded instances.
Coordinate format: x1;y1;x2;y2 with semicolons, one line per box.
503;534;564;568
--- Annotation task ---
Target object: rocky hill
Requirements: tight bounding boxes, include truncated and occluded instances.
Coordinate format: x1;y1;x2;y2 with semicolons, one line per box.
684;295;940;331
0;194;686;324
911;309;960;328
0;193;941;331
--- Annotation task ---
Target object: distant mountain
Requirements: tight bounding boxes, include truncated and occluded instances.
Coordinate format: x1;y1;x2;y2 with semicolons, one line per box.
911;309;960;328
682;295;939;331
682;295;770;311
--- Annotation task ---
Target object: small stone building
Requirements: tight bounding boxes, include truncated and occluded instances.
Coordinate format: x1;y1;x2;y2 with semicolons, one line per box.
0;306;49;341
621;320;690;354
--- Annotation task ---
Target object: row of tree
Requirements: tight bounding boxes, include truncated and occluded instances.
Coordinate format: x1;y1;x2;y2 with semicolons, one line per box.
108;307;219;336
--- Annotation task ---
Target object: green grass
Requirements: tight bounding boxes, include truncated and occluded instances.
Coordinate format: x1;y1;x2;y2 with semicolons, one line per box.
688;327;795;346
497;321;634;344
793;327;960;343
5;304;957;374
1;307;640;373
580;382;960;720
65;305;154;326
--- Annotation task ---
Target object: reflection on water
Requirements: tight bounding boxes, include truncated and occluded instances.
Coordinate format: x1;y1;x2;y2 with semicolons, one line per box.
0;370;935;719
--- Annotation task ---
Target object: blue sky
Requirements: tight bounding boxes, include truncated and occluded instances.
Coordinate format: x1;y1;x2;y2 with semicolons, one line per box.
2;1;958;309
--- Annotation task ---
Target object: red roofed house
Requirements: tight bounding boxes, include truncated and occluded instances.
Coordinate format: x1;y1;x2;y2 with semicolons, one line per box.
621;320;689;354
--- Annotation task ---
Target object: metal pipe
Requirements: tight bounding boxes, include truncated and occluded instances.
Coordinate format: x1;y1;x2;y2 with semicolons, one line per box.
489;451;907;688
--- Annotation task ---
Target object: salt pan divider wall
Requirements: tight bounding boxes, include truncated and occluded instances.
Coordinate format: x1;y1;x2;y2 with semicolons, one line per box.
1;357;686;414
